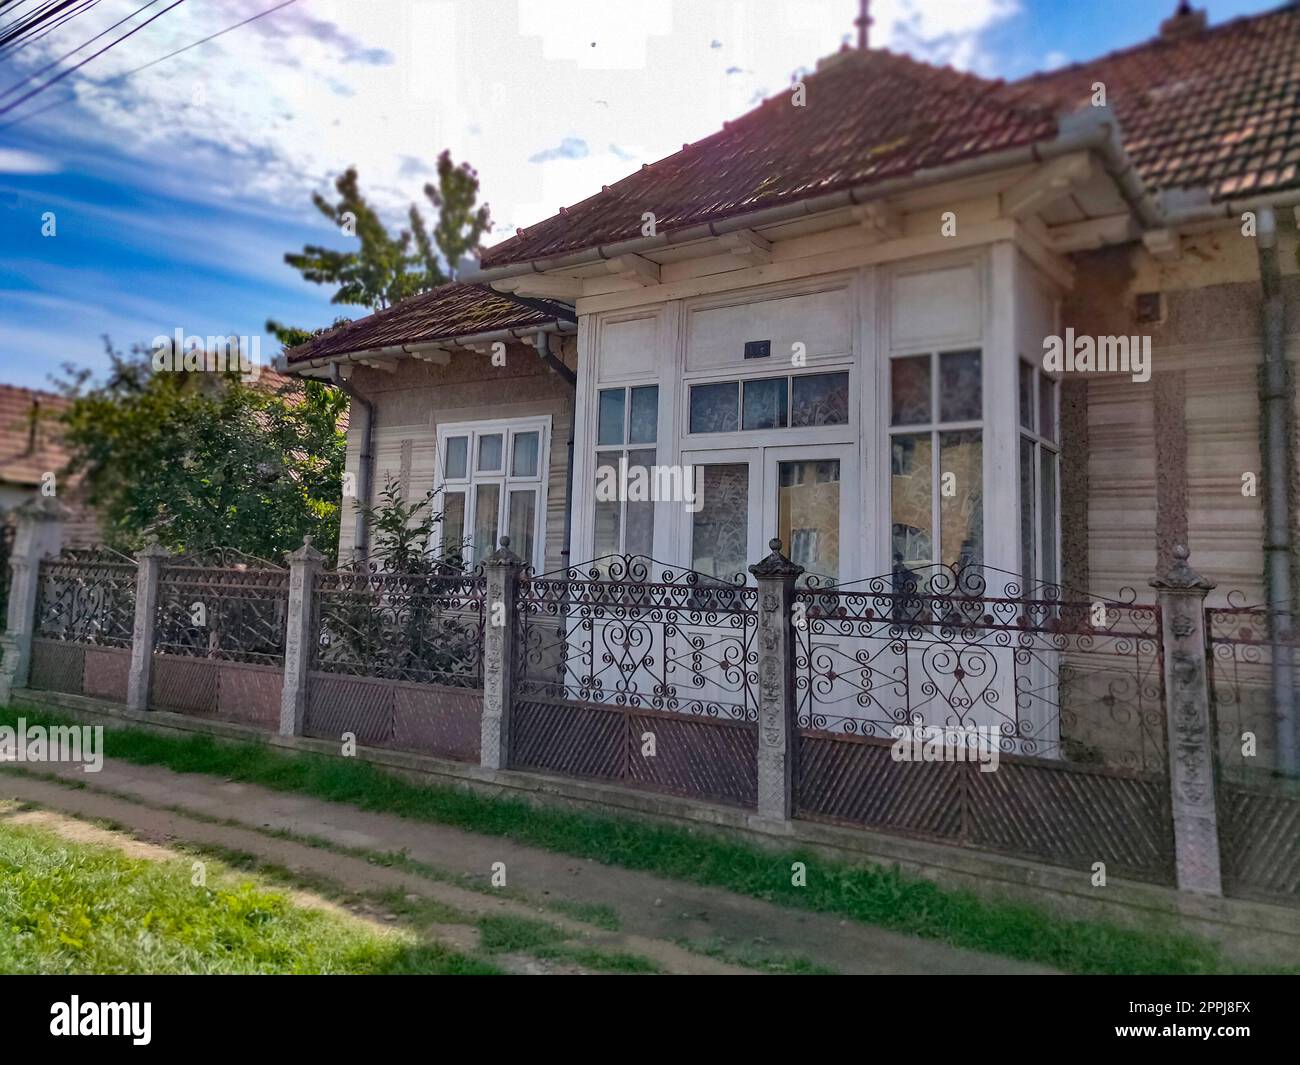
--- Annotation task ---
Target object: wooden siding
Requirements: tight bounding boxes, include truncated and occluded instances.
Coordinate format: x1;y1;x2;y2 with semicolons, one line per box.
337;341;575;571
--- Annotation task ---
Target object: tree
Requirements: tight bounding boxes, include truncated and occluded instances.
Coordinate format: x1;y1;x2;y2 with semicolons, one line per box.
54;339;347;562
279;151;491;315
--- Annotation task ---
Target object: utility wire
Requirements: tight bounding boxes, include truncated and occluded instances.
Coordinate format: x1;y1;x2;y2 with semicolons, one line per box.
0;0;83;52
14;0;105;53
0;0;184;116
0;0;162;99
0;0;299;128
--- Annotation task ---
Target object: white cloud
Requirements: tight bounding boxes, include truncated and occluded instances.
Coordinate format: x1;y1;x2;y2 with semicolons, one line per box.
0;149;59;175
5;0;1022;240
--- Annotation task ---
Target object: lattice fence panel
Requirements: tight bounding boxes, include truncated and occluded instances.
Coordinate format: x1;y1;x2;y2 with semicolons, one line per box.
304;674;394;746
28;640;85;696
392;684;481;763
966;760;1173;883
512;699;625;780
150;655;218;715
82;647;130;703
795;733;963;838
626;713;757;806
1219;784;1300;905
215;663;282;729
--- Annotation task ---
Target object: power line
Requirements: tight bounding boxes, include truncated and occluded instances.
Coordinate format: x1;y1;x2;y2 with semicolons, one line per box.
0;0;84;53
14;0;105;54
0;0;300;127
0;0;185;116
0;0;161;99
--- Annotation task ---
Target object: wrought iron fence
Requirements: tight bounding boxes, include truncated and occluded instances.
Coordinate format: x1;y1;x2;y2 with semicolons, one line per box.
312;564;486;687
34;548;137;648
515;554;759;719
792;562;1172;883
511;555;760;806
154;551;289;665
1206;599;1300;905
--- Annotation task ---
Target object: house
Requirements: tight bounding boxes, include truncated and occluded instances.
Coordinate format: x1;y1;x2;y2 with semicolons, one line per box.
283;2;1299;603
280;3;1300;778
0;385;98;546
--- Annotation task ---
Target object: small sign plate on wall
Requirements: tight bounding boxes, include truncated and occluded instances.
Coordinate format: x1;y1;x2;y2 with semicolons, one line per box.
744;340;771;359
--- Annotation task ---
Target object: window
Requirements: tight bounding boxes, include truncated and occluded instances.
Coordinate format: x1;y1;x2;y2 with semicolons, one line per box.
1018;360;1060;586
437;418;549;568
594;385;659;559
689;372;848;434
889;349;983;572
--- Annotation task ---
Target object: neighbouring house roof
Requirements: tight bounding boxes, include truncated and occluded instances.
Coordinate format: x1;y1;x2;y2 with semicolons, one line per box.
283;282;564;366
0;384;72;489
479;4;1300;270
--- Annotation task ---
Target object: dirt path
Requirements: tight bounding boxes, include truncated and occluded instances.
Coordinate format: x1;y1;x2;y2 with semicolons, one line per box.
1;759;1055;974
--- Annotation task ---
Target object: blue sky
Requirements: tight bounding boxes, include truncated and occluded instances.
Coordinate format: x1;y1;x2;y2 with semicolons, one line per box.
0;0;1281;390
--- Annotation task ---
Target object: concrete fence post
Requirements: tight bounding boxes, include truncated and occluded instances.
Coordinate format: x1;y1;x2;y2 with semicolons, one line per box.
1150;544;1222;895
280;535;324;737
749;538;804;822
481;536;524;770
125;541;169;711
0;497;67;704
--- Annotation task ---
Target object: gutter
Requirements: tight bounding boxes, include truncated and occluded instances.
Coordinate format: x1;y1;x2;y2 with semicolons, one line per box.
1254;206;1298;775
328;363;374;561
532;330;578;564
462;105;1161;285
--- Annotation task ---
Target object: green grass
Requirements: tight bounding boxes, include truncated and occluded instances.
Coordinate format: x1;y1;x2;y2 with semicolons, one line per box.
677;936;834;975
548;898;622;931
0;702;1250;975
0;813;493;975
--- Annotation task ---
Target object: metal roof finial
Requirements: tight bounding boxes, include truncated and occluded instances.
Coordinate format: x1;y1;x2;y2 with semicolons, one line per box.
855;0;872;50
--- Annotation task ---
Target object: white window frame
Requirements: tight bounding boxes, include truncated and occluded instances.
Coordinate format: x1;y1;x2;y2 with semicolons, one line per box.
434;415;551;571
886;347;985;572
1018;359;1062;588
592;382;660;559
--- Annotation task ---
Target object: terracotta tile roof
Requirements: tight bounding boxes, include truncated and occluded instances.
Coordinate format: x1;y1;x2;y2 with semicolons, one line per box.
480;5;1299;270
284;282;562;365
481;49;1058;268
0;385;72;488
1016;5;1300;202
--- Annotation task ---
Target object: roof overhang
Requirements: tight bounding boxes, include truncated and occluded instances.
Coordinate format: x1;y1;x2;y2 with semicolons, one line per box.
276;319;578;379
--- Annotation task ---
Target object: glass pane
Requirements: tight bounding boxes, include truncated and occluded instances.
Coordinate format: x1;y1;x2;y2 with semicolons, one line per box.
791;372;849;427
593;459;621;558
891;433;932;569
742;377;788;430
1019;362;1034;430
629;386;659;444
443;436;468;480
890;356;930;426
507;489;536;566
691;464;749;582
625;448;655;557
1020;436;1036;583
1040;448;1058;584
940;430;982;568
598;388;625;446
441;491;466;566
779;460;839;580
689;381;739;434
473;483;500;558
511;430;539;477
1039;375;1057;444
477;433;503;472
939;349;982;422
